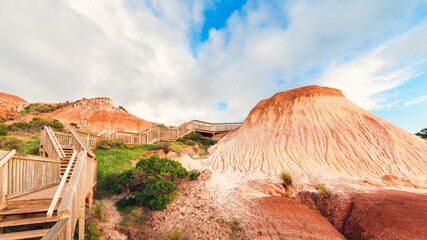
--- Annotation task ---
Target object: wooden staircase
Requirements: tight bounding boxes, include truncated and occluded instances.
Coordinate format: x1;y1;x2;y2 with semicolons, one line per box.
0;185;62;240
60;147;76;181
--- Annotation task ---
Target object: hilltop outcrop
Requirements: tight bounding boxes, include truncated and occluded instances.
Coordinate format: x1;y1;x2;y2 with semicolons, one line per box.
205;85;427;182
0;92;27;119
4;95;156;133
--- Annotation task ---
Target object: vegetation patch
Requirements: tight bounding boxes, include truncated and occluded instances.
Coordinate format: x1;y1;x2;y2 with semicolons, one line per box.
176;132;217;152
0;136;23;150
114;155;200;211
18;102;71;115
6;118;64;133
94;144;156;198
415;128;427;139
280;171;293;188
16;135;40;155
316;184;333;200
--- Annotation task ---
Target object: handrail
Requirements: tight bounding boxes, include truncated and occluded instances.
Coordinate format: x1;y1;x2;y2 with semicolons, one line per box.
0;149;16;169
43;126;65;159
47;150;77;218
70;129;95;158
48;126;66;158
41;218;69;240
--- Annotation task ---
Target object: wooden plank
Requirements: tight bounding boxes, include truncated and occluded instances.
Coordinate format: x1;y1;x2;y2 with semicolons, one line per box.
47;151;76;218
0;214;57;227
41;218;69;240
0;150;15;169
0;228;50;240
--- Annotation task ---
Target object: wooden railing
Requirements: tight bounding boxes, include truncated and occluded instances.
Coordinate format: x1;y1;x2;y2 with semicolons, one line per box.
47;120;241;150
0;151;61;204
54;132;72;147
41;126;65;159
44;151;96;240
47;151;77;218
70;129;95;158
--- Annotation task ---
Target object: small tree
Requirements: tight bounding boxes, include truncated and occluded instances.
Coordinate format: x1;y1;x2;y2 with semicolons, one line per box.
114;155;199;211
415;128;427;139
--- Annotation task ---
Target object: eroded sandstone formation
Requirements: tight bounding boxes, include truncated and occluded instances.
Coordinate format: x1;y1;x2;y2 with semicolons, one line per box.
205;85;427;180
4;95;156;133
0;92;28;119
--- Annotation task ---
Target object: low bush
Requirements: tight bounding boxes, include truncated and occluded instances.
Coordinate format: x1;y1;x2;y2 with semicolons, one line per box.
184;139;197;146
316;184;333;200
95;200;106;219
153;142;171;153
0;128;8;136
19;103;71;115
177;132;217;146
280;171;293;188
85;219;101;240
96;140;127;150
0;136;23;150
7;118;64;133
114;155;199;211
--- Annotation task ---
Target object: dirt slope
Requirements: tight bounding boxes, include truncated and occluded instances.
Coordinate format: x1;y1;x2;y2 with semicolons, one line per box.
0;92;28;119
205;85;427;181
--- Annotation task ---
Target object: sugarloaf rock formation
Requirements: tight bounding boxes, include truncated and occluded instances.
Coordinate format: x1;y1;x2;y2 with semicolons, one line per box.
205;86;427;180
0;92;28;119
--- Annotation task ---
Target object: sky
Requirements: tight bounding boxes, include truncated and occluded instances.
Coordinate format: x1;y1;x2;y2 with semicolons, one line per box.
0;0;426;133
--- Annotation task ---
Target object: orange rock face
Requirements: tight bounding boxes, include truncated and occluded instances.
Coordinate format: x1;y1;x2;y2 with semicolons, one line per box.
0;92;28;119
205;85;427;180
8;97;156;133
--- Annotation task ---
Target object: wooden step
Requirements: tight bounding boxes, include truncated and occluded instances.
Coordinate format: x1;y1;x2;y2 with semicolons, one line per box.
0;206;56;215
0;215;57;227
0;229;50;240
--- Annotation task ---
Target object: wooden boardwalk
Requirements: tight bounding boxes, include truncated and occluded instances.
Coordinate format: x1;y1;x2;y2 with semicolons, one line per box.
0;119;238;239
0;126;96;240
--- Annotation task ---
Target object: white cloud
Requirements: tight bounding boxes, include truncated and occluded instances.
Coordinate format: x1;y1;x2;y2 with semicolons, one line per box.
0;0;426;125
404;95;427;107
319;23;427;110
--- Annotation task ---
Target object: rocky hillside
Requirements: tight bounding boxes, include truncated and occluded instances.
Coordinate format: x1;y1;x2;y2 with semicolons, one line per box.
1;93;157;133
0;92;27;120
205;86;427;181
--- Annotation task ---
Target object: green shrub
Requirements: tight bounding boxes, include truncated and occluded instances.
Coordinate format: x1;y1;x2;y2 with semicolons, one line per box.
166;229;184;240
316;184;333;200
177;132;217;146
85;220;101;240
153;142;171;153
184;139;197;146
0;136;23;150
19;103;70;115
189;171;200;180
7;118;64;133
95;200;106;219
114;155;199;211
118;105;128;112
70;122;79;128
280;171;293;187
0;128;8;136
96;140;127;150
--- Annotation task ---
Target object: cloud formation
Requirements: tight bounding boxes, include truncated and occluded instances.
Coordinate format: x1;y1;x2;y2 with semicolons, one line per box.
0;0;426;126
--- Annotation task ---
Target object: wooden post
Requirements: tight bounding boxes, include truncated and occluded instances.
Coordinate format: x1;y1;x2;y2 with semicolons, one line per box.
87;134;90;147
0;215;4;234
88;190;93;210
79;211;85;240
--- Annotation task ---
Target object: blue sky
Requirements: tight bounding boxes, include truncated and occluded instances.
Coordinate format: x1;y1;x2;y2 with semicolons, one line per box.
0;0;426;133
